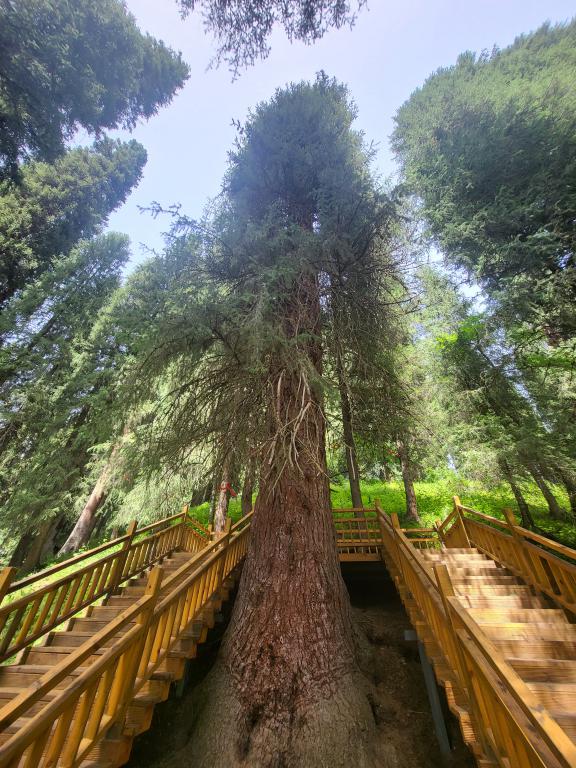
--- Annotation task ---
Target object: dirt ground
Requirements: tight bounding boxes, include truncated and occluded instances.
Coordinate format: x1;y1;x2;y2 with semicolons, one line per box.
126;563;475;768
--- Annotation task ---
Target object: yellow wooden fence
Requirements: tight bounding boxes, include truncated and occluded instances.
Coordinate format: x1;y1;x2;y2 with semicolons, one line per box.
444;496;576;614
0;511;210;663
377;501;576;768
0;513;251;767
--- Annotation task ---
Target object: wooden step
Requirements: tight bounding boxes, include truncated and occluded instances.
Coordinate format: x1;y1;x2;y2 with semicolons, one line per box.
24;646;106;666
491;636;576;658
48;630;122;648
457;594;549;609
481;622;576;640
421;552;489;562
508;657;576;683
85;606;126;621
454;584;535;596
548;712;576;741
444;565;507;577
448;574;520;586
468;608;569;625
441;548;481;554
71;616;136;633
526;682;576;710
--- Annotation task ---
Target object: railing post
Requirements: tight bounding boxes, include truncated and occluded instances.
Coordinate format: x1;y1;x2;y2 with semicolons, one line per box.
434;519;445;547
389;511;411;589
0;567;16;606
108;567;163;738
375;499;386;562
107;520;137;598
502;507;538;586
217;517;233;584
453;496;471;548
178;504;189;550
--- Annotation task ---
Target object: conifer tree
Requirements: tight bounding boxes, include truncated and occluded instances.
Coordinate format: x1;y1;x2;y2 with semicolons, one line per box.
117;75;400;766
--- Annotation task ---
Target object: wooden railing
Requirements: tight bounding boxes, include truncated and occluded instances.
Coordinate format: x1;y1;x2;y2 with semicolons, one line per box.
0;509;209;663
0;512;252;767
377;503;576;768
436;564;576;768
450;497;576;615
332;508;382;559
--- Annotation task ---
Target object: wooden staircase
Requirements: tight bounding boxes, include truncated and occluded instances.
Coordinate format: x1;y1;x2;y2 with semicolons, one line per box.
420;547;576;744
0;511;252;767
1;502;576;768
376;501;576;768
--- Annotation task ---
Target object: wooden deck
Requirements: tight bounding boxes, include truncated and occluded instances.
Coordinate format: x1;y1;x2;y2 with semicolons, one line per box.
0;502;575;767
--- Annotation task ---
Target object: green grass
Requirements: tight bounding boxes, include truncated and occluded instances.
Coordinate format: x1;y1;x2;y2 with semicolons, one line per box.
329;477;576;548
10;476;574;605
191;476;576;547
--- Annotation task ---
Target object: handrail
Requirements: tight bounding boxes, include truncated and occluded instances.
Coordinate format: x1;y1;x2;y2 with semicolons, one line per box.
8;534;132;594
378;503;576;768
435;563;576;768
452;498;576;614
133;510;187;538
0;570;161;731
231;510;254;534
0;511;209;662
0;513;252;767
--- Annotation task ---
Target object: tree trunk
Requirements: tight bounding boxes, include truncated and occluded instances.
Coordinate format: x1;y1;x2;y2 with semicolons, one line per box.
57;473;108;555
10;516;62;573
397;437;421;524
241;458;256;516
556;466;576;519
214;460;232;533
526;462;565;521
499;458;534;529
185;273;375;767
189;482;212;507
336;351;362;511
21;517;60;572
9;531;35;568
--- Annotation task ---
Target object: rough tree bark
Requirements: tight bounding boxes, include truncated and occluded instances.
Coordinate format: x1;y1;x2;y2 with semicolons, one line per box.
58;468;110;555
241;458;256;516
556;466;576;519
10;516;63;573
499;458;534;529
526;462;565;521
184;274;376;767
396;437;421;524
336;353;363;511
214;460;232;533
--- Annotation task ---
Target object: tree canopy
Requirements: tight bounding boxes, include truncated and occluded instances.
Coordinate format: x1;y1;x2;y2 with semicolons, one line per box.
177;0;365;72
0;0;189;175
393;21;576;351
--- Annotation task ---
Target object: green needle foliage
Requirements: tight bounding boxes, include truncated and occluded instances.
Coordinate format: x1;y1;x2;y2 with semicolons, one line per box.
0;0;189;174
393;21;576;350
177;1;365;73
115;75;402;494
0;139;146;306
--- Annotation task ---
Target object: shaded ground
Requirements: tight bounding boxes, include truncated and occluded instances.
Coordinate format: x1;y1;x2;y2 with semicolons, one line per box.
126;563;475;768
344;563;474;768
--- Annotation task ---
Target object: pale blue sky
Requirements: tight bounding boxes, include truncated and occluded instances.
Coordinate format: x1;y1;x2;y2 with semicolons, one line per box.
106;0;575;267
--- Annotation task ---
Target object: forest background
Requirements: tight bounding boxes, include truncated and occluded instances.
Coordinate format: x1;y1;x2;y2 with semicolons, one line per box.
1;0;576;573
